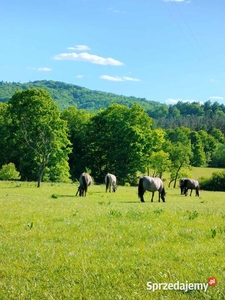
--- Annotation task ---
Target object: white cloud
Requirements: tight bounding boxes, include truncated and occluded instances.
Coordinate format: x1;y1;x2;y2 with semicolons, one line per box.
67;45;91;51
209;96;224;100
165;98;198;104
100;75;140;82
76;75;84;79
165;98;179;105
28;67;52;72
122;76;140;82
100;75;123;82
37;67;52;72
53;52;124;66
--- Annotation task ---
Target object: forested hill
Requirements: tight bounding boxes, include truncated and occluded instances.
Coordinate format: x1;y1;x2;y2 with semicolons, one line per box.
1;80;225;133
0;80;163;112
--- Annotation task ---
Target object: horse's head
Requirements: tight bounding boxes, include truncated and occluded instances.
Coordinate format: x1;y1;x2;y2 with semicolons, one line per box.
179;179;185;195
113;184;117;192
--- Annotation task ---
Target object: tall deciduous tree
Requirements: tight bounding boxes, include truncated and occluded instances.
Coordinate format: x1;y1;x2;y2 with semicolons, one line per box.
145;129;167;176
148;150;171;178
198;130;218;164
85;104;153;184
61;106;91;181
190;131;206;166
0;102;10;167
166;141;193;188
7;88;71;187
209;144;225;167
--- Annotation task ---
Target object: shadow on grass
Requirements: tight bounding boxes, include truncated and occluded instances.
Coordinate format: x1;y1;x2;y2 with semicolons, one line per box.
120;201;141;204
51;194;76;199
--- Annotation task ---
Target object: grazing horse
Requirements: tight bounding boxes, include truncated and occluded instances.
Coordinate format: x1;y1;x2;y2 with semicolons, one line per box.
76;172;92;196
180;178;200;196
138;176;166;202
105;173;117;192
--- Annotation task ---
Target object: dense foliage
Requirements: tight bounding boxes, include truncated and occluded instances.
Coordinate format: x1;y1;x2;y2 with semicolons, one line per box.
0;83;225;188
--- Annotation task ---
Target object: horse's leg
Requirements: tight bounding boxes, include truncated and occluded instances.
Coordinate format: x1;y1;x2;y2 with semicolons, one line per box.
158;191;160;202
190;189;192;196
76;186;80;196
151;192;154;202
196;188;199;196
140;192;145;202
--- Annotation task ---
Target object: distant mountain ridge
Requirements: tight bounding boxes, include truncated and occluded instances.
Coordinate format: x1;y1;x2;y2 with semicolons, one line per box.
1;80;225;133
0;80;164;112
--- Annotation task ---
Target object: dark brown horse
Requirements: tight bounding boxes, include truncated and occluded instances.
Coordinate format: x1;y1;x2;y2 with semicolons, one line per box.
180;178;200;196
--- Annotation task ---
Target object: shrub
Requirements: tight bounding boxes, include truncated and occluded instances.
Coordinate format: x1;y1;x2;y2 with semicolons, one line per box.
199;170;225;191
0;163;21;180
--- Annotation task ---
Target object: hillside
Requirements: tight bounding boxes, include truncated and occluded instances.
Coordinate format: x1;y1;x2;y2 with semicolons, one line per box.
0;80;164;112
1;80;225;133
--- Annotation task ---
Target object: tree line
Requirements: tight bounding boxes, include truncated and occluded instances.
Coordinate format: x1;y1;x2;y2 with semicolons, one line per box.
150;100;225;133
0;88;224;187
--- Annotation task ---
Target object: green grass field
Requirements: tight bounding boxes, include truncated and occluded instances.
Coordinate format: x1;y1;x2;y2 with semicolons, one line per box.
0;170;224;300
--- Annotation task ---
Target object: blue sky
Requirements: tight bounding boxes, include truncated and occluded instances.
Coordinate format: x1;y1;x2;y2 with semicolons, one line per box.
0;0;224;105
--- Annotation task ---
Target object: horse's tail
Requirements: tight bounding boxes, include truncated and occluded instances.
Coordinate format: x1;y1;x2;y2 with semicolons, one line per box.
106;175;110;192
161;186;166;202
82;175;88;195
138;178;144;202
196;182;200;196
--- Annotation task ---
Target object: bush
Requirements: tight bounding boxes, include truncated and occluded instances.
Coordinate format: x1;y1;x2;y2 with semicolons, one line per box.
0;163;21;180
199;170;225;191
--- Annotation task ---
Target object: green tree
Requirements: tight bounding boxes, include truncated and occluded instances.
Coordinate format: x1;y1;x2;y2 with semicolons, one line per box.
85;104;153;184
7;88;71;187
0;102;10;167
145;129;167;175
209;144;225;167
166;141;192;188
166;126;191;144
165;127;193;187
61;107;91;181
210;128;225;143
198;130;218;164
148;150;170;178
190;131;206;166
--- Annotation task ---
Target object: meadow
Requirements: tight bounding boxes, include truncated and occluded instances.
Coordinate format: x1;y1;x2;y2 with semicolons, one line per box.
0;172;224;300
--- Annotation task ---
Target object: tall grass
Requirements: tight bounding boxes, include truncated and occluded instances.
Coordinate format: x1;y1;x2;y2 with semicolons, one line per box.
0;181;224;299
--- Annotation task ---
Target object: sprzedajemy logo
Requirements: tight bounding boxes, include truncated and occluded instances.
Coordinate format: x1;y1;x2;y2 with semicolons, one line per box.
146;277;217;293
